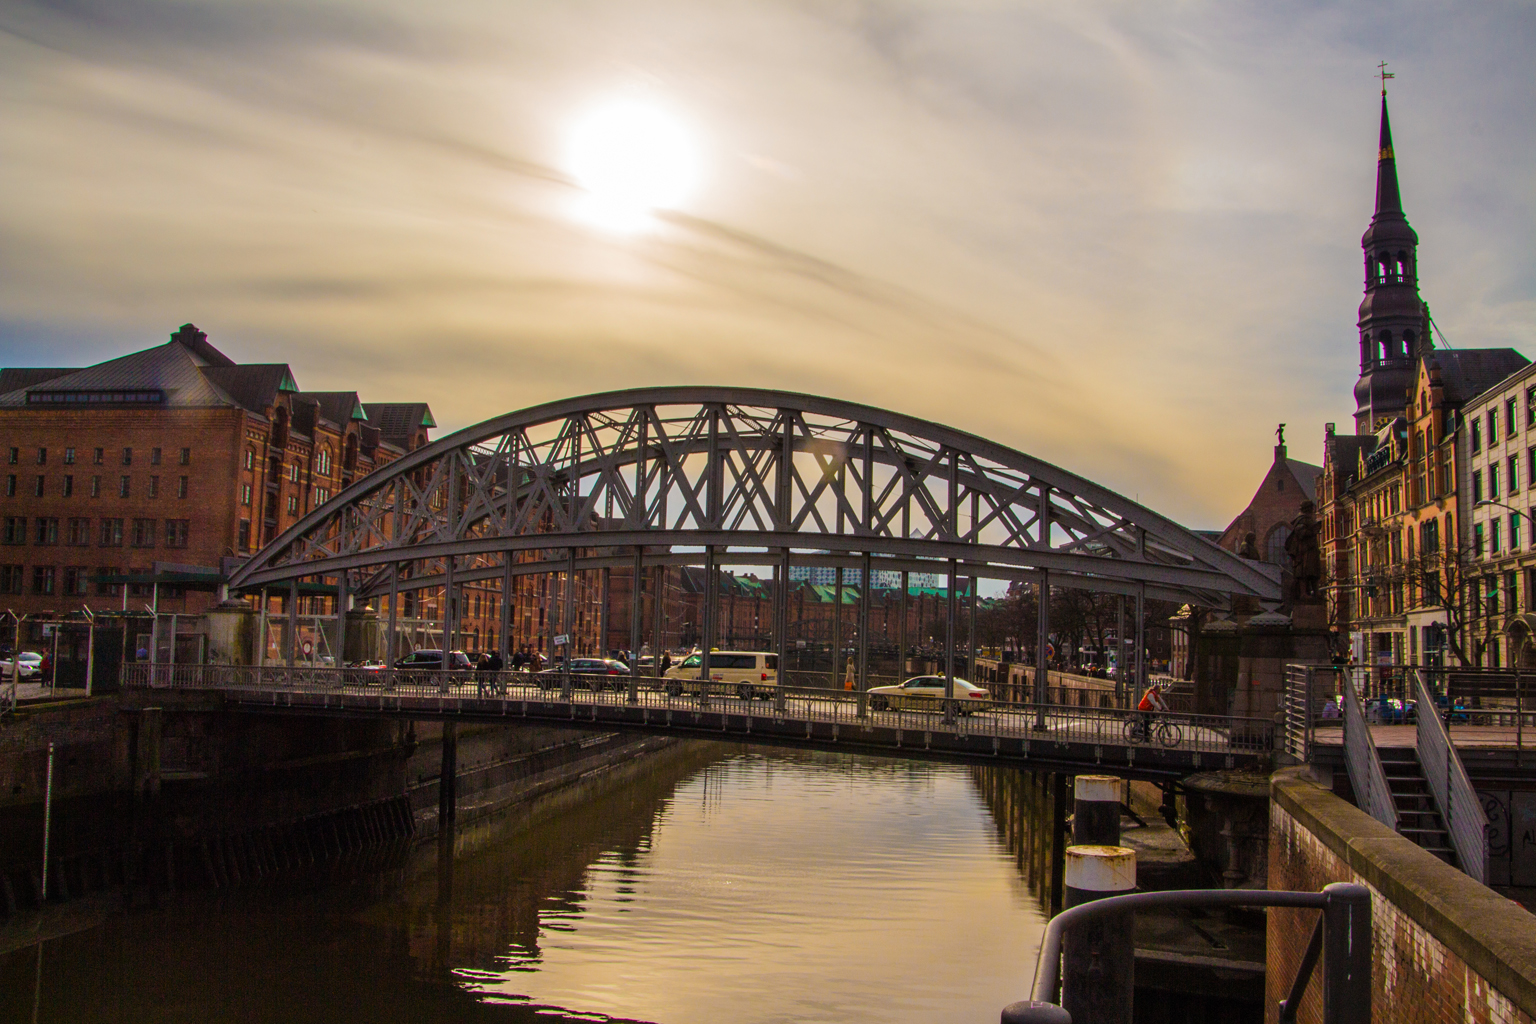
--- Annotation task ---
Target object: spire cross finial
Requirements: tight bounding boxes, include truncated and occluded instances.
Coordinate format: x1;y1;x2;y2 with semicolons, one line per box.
1378;61;1395;95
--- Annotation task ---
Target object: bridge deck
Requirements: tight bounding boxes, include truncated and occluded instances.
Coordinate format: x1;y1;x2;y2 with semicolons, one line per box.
122;666;1274;780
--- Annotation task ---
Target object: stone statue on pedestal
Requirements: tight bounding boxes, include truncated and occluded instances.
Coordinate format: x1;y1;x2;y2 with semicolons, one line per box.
1285;501;1322;603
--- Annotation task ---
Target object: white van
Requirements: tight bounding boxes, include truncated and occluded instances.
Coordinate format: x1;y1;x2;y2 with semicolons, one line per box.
661;651;779;699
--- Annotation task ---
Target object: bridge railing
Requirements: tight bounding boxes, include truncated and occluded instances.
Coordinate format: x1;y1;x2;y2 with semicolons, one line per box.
120;664;1275;755
1411;667;1488;884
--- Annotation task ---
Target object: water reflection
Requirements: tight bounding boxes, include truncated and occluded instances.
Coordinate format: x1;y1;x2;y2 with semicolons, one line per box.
2;744;1051;1024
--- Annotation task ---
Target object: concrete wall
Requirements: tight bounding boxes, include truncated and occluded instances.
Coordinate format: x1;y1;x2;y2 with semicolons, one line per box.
1268;768;1536;1023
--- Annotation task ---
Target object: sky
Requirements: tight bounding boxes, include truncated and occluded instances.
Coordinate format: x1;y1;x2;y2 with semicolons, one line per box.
1;0;1532;531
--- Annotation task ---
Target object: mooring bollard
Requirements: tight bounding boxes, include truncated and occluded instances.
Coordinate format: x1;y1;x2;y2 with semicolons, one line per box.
1072;775;1122;846
1000;1000;1072;1024
1062;845;1136;1024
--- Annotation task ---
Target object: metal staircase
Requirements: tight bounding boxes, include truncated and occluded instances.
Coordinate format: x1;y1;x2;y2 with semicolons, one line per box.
1378;748;1458;867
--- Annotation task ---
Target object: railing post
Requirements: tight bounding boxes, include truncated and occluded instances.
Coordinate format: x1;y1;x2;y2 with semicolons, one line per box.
1320;882;1371;1023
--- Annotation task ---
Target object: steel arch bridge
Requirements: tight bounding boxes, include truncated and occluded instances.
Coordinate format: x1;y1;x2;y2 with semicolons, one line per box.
229;387;1276;605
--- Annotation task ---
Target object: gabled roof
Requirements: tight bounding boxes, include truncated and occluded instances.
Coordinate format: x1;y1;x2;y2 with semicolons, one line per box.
0;337;236;408
1434;349;1532;405
363;402;436;441
0;368;74;393
299;391;369;429
1325;434;1377;478
1285;458;1322;502
200;364;300;414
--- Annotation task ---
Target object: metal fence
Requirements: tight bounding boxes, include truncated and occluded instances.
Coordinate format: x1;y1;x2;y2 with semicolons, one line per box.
1340;667;1398;831
1411;668;1488;884
120;664;1274;757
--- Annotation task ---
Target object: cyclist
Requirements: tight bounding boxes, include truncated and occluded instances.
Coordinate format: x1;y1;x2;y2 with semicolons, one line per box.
1135;683;1168;741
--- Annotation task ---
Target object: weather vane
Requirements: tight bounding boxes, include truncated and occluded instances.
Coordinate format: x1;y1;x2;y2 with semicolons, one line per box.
1378;61;1394;96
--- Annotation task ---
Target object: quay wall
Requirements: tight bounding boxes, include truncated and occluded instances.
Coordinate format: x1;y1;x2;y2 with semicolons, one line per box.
1268;767;1536;1023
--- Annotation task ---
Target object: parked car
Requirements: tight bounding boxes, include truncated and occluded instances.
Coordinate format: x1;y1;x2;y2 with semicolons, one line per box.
0;652;43;679
660;651;778;699
866;675;990;714
393;650;474;671
536;657;632;691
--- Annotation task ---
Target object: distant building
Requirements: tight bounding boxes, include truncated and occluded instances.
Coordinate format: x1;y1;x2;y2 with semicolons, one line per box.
1215;432;1322;570
787;565;944;589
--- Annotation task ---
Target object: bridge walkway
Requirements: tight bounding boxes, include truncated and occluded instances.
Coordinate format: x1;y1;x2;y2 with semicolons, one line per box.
123;665;1275;781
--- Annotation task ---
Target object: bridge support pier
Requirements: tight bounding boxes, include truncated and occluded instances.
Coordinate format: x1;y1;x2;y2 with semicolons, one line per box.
438;722;458;835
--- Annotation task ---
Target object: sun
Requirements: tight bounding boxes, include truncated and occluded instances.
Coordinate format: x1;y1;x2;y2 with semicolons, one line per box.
566;98;700;231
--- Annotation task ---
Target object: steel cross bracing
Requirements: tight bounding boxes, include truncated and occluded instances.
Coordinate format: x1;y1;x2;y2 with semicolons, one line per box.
226;388;1279;606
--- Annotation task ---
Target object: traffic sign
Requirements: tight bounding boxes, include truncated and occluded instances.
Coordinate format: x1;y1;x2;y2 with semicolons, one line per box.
302;640;313;656
554;634;570;647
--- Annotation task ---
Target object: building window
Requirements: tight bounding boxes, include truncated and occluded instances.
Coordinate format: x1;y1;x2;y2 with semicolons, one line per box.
1489;579;1501;618
95;566;120;597
33;475;44;498
4;475;13;498
1508;399;1518;436
241;483;252;507
64;566;89;596
147;475;159;499
286;495;299;515
122;448;132;466
179;447;190;466
177;476;188;499
244;449;254;471
63;448;75;465
1491;464;1501;499
2;517;24;544
1511;455;1520;493
99;518;123;547
1473;420;1483;452
34;517;58;545
151;447;161;466
238;519;251;551
318;447;332;476
1513;514;1522;550
119;476;130;498
1473;470;1484;504
164;520;189;548
93;447;103;465
1490;410;1499;441
91;475;101;498
66;518;89;546
131;518;156;548
5;448;15;465
1474;522;1485;557
32;566;55;595
1491;518;1502;555
289;463;300;484
36;447;46;466
0;565;20;595
62;475;73;498
316;487;330;505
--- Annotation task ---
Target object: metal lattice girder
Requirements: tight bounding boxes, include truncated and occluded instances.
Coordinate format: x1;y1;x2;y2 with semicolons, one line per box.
226;387;1279;606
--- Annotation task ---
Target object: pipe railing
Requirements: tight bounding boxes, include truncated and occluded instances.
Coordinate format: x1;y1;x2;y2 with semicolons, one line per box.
119;664;1275;756
1341;666;1398;831
1411;667;1488;884
1009;883;1371;1024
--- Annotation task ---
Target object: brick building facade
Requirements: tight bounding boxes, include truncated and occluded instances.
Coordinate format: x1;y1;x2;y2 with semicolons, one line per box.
0;325;434;638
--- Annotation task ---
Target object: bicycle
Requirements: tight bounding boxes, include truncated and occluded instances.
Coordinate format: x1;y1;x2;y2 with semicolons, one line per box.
1123;713;1183;747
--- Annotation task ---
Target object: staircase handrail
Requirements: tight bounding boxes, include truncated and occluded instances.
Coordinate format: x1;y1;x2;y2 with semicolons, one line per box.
1341;666;1398;830
1411;667;1488;884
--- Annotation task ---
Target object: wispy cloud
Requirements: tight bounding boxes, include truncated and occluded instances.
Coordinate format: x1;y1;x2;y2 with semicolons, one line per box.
0;0;1532;528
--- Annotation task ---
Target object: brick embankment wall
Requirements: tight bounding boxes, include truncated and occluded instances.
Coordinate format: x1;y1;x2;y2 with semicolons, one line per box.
1269;767;1536;1023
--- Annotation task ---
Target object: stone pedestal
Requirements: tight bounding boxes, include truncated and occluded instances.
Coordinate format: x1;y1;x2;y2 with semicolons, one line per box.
345;613;384;664
203;602;258;665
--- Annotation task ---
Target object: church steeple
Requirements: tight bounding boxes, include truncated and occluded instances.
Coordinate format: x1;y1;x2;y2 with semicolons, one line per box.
1353;88;1427;434
1374;96;1403;216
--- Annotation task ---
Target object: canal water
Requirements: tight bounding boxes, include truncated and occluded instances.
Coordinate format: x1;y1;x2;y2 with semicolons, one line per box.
1;745;1051;1024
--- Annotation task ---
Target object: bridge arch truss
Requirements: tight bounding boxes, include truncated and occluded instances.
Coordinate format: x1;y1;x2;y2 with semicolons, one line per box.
227;388;1277;676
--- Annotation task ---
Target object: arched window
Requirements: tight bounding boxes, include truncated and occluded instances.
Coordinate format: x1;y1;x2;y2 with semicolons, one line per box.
1266;524;1292;566
1380;330;1396;359
1404;329;1415;358
317;446;332;476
